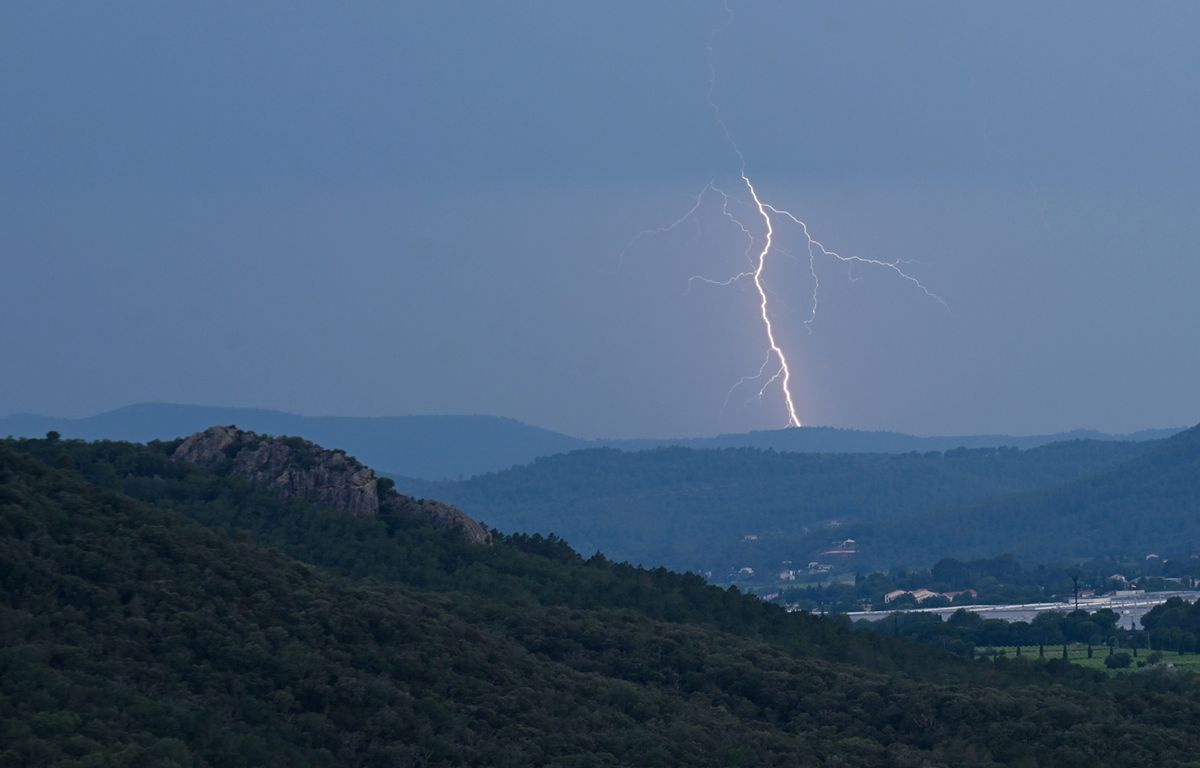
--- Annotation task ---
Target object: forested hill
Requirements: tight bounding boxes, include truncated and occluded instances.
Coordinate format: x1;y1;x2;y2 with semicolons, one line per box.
0;402;1178;480
6;434;1200;766
872;422;1200;565
391;438;1156;573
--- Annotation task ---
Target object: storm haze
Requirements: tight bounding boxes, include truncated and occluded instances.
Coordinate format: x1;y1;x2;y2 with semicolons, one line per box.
3;1;1197;437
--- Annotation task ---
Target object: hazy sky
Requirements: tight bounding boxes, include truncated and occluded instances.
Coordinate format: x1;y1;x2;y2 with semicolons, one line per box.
3;1;1198;438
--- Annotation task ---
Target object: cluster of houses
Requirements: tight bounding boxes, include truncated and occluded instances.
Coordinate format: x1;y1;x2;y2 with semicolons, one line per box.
735;539;861;584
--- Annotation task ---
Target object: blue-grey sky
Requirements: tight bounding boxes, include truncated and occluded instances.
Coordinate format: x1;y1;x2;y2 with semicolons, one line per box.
2;1;1198;438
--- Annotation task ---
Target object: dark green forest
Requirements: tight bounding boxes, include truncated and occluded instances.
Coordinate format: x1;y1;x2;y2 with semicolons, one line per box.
5;436;1200;766
876;424;1200;565
1140;598;1200;654
390;436;1167;574
869;608;1145;658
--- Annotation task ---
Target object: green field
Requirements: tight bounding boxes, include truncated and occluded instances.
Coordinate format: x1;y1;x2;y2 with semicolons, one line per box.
979;643;1200;674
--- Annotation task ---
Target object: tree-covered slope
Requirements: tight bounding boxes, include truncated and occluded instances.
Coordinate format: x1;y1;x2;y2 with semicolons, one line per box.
0;434;952;674
2;444;826;766
872;423;1200;565
6;436;1200;766
391;439;1155;572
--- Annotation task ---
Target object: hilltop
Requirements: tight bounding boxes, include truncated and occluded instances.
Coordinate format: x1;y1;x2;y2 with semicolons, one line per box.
1;402;1180;480
170;425;489;543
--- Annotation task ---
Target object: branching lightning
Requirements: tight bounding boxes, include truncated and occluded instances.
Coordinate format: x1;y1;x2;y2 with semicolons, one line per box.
627;1;948;428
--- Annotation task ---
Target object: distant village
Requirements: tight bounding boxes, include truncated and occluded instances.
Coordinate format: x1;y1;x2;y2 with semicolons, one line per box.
734;538;860;582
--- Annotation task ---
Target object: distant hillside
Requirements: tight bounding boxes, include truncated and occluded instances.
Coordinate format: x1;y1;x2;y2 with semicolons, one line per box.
870;422;1200;565
1;403;1180;480
391;438;1159;574
617;425;1183;453
7;433;1200;766
395;422;1200;576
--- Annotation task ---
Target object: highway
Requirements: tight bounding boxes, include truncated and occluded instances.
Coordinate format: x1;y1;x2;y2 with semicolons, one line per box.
843;590;1200;630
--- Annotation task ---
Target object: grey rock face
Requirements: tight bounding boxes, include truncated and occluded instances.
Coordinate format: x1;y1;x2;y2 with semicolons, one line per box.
172;426;489;544
391;497;491;546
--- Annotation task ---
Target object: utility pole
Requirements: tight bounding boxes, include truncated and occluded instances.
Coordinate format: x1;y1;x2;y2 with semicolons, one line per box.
1072;574;1080;610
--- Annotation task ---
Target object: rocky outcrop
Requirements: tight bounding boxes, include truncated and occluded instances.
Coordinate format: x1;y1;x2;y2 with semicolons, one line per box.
172;426;489;544
394;497;490;543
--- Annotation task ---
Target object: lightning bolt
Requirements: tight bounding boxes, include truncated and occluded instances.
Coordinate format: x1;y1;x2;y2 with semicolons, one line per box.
618;184;710;270
626;1;948;428
741;173;802;426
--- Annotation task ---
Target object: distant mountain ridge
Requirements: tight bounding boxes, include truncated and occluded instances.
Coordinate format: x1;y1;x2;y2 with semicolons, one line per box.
0;402;1182;480
0;404;580;481
606;425;1182;454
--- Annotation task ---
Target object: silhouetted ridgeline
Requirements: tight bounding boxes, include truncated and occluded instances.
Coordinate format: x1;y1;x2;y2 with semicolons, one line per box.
5;432;1200;765
0;404;580;481
0;402;1180;480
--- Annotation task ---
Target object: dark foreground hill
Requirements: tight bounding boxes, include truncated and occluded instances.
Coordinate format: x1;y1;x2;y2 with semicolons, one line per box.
392;438;1158;574
0;402;1178;480
6;435;1200;765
